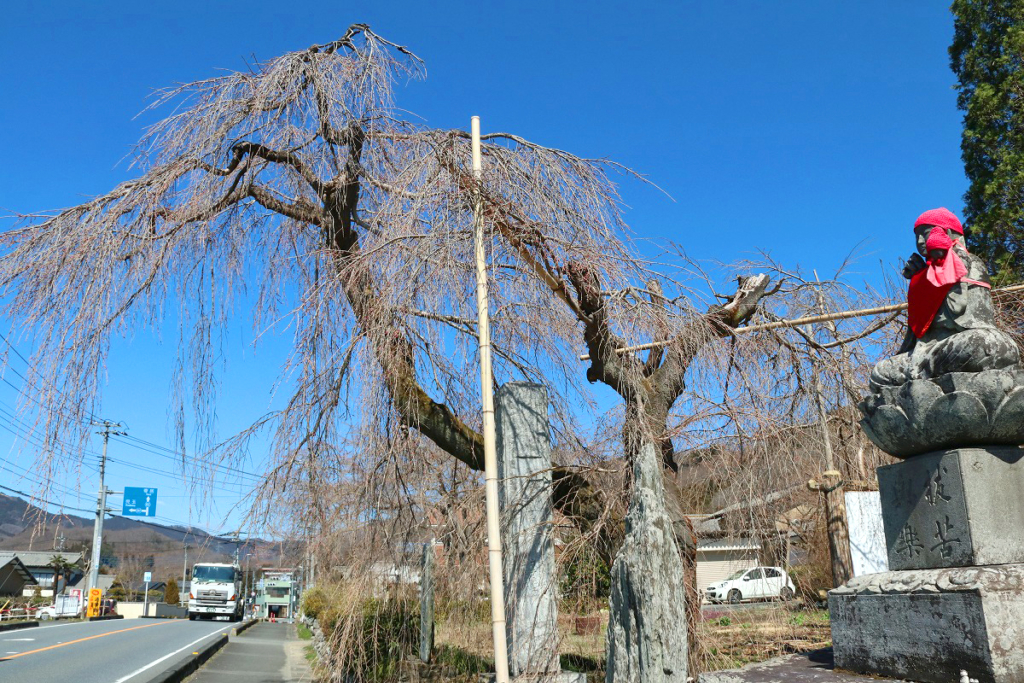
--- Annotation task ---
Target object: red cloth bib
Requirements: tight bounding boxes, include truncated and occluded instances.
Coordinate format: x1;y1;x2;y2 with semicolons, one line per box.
908;268;954;338
907;239;979;338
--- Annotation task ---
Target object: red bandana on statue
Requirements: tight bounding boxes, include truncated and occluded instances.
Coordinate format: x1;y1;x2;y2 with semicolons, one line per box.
908;227;970;338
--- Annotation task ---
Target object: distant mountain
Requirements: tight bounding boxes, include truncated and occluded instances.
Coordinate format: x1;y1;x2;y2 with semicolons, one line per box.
0;493;286;578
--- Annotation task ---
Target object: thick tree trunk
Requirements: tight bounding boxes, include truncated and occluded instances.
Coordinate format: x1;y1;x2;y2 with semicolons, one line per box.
621;398;702;678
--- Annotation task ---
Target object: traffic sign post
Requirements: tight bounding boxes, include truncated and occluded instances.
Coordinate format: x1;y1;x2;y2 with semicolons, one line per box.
143;571;152;617
122;487;158;517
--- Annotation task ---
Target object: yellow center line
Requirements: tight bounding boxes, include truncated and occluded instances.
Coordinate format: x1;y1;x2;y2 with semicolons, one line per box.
1;621;176;660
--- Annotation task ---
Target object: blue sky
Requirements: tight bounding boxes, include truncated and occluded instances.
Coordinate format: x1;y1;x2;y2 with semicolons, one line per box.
0;1;966;533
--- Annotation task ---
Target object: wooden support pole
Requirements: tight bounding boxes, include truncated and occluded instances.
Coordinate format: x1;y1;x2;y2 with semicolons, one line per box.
471;116;511;683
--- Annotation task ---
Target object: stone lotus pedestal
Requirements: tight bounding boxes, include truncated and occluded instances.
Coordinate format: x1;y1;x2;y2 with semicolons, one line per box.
830;446;1024;683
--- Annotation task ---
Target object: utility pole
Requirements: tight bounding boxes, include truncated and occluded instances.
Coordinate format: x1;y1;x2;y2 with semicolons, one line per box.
244;553;253;617
87;420;126;595
804;274;854;588
807;361;854;587
181;541;189;605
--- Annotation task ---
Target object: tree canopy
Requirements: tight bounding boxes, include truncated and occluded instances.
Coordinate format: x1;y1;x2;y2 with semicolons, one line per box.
951;0;1024;282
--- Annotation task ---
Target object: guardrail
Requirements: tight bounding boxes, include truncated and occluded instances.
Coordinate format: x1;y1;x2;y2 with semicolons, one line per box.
0;608;34;621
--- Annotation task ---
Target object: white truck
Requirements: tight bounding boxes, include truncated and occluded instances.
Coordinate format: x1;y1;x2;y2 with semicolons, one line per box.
36;594;82;620
187;562;243;621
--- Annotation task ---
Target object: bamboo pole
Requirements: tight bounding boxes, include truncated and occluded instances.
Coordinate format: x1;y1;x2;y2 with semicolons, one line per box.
578;282;1024;361
471;116;511;683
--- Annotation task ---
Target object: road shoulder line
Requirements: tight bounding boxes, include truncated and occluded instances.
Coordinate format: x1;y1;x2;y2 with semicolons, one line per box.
114;625;231;683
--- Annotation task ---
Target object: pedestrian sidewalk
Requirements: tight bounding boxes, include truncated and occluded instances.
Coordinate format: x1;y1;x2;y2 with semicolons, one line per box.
188;622;313;682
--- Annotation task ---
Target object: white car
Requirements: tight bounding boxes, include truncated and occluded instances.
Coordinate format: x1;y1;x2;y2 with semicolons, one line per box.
35;605;61;620
705;566;796;604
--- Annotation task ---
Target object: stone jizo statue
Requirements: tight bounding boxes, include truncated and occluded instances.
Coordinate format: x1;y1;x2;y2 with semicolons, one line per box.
860;207;1024;457
871;208;1017;388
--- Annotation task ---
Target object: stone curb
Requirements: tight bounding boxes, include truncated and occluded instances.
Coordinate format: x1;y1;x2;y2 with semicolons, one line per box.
88;614;125;621
231;618;257;636
0;620;38;632
148;633;229;683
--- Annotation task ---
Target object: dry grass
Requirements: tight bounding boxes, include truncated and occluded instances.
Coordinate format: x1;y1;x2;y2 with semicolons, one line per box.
698;605;831;671
433;603;830;680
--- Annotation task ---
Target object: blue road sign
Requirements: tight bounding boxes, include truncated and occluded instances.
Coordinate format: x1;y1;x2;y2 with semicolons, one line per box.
123;487;158;517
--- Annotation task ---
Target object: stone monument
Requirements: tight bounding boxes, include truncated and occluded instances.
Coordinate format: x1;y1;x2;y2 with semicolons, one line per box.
831;208;1024;683
496;382;585;683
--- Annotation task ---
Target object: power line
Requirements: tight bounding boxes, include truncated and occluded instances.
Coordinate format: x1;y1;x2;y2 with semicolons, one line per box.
0;329;100;424
113;434;265;482
101;454;251;497
0;482;96;516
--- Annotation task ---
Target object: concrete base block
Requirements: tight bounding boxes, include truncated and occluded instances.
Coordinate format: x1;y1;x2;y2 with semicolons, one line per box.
878;445;1024;570
830;564;1024;683
481;673;587;683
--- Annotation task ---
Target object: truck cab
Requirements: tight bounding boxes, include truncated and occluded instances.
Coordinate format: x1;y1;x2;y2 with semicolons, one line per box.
188;562;243;621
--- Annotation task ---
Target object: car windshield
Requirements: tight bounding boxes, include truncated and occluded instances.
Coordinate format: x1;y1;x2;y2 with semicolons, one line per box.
726;570;747;580
192;566;236;583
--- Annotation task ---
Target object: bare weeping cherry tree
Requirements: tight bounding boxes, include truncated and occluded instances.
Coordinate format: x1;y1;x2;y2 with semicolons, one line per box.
0;25;783;677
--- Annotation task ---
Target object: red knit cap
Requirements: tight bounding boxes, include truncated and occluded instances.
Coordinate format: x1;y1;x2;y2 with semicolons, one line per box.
914;207;963;234
925;226;953;252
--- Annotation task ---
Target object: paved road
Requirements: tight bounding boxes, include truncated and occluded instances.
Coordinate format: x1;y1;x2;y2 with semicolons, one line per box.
0;618;232;683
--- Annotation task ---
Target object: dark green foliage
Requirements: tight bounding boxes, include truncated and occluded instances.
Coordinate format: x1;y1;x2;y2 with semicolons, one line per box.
560;543;611;609
951;0;1024;282
433;644;492;676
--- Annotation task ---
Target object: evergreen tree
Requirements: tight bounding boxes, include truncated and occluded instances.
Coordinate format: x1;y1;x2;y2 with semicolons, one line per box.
164;578;180;605
951;0;1024;282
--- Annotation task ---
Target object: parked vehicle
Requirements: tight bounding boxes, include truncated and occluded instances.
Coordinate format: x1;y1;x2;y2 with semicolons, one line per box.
704;566;796;604
188;562;243;621
36;594;82;620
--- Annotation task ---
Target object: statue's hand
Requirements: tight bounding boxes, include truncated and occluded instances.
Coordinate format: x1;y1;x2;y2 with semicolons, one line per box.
902;253;926;279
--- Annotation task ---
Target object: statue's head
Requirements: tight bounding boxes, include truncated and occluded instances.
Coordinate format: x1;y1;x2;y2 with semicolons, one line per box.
925;226;952;262
914;208;963;257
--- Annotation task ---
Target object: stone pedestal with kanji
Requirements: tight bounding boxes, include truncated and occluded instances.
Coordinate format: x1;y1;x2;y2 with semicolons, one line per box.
830;446;1024;683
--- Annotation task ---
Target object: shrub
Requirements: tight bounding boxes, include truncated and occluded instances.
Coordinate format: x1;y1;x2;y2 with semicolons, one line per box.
323;594;419;682
302;586;328;620
164;578;180;605
559;543;611;613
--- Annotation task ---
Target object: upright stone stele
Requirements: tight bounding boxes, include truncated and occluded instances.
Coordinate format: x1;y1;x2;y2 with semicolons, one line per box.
419;542;434;663
831;208;1024;683
496;382;584;683
605;441;688;683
